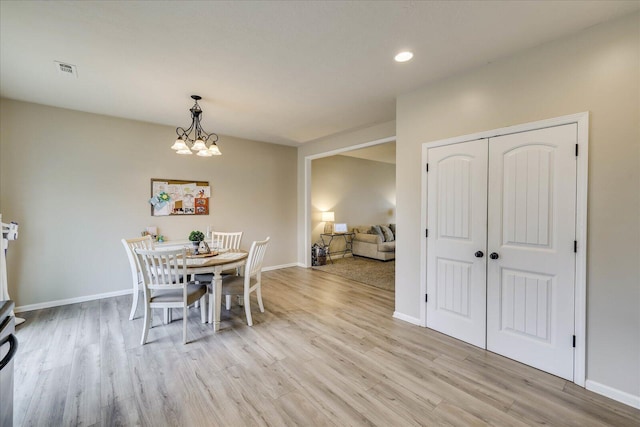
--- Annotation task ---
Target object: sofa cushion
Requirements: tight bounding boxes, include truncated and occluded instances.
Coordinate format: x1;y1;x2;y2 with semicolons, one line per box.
380;225;394;242
389;223;396;237
354;233;382;244
370;225;385;241
378;242;396;252
352;225;370;234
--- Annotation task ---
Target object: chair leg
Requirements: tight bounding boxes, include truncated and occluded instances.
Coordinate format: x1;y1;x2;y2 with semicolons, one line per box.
164;308;169;324
256;283;265;313
208;293;214;326
225;294;232;310
129;287;139;320
200;295;207;323
141;303;151;345
183;305;188;344
244;290;253;326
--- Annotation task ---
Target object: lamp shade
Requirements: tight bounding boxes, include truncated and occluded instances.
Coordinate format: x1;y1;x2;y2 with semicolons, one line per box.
192;139;207;151
321;211;335;222
171;138;188;151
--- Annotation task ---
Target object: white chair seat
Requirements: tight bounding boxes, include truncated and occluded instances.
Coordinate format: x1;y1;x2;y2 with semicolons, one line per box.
194;270;235;283
221;275;257;295
151;283;206;303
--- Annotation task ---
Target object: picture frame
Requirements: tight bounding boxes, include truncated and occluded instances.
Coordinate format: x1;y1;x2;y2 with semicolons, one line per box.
150;178;210;216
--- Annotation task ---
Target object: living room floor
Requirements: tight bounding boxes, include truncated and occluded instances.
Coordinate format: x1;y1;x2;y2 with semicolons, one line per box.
312;255;394;291
12;267;640;426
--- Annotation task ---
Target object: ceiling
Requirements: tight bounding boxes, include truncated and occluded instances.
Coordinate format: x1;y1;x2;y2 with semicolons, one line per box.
1;1;638;146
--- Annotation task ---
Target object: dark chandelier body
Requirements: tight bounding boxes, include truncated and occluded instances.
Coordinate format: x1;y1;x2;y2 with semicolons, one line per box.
171;95;221;157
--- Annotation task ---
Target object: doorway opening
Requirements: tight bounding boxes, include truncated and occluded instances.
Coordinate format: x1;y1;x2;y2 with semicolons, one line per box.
304;138;396;291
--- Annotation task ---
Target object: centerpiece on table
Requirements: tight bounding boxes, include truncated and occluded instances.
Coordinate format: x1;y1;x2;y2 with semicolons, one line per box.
188;230;210;255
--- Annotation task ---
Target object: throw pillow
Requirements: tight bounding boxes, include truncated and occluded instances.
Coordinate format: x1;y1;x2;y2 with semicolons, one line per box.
380;225;394;242
370;225;385;241
389;223;396;237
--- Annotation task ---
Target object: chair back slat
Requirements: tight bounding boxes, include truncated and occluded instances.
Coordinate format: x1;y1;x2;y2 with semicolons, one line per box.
121;236;155;283
211;231;243;250
246;237;270;279
135;248;187;294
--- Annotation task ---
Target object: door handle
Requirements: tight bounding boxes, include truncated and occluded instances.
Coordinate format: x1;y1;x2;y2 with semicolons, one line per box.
489;252;499;260
474;251;484;258
0;333;18;370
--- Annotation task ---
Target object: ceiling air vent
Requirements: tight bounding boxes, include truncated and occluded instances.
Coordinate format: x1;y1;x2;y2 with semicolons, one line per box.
54;61;78;78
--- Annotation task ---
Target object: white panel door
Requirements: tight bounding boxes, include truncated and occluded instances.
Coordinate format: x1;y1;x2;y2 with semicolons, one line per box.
426;139;488;348
486;124;577;380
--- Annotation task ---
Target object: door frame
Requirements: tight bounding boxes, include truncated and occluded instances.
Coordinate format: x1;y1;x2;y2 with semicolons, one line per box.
303;136;396;267
420;112;589;386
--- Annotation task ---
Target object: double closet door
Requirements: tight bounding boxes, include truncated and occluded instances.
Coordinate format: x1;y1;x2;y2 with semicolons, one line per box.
426;124;577;381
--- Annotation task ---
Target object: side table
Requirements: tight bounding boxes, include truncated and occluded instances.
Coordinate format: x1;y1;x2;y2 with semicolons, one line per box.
320;232;355;263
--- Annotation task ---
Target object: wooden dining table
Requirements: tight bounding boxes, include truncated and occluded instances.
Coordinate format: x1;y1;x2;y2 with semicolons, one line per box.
156;242;248;332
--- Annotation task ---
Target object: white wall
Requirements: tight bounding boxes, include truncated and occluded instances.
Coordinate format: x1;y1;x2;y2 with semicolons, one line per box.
311;155;395;250
0;99;297;308
396;13;639;398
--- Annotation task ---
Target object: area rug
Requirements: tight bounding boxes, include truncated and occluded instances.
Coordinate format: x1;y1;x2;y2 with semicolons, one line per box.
312;256;394;291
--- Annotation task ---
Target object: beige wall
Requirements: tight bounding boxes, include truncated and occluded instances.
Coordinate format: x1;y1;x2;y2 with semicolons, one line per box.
311;155;395;251
0;99;297;307
396;13;639;396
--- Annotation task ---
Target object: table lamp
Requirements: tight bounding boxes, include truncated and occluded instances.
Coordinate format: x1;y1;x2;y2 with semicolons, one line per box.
322;211;335;234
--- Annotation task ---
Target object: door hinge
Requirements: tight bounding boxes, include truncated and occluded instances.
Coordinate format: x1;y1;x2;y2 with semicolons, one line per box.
572;335;576;348
426;163;429;172
425;229;429;238
575;144;579;156
425;294;428;303
574;240;577;253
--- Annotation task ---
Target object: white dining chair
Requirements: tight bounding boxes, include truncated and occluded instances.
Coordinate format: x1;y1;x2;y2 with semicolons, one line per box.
197;231;244;309
220;237;270;326
135;247;208;345
211;231;243;252
121;235;155;320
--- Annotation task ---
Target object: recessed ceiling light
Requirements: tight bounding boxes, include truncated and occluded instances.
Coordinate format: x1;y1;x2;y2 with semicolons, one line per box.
394;51;414;63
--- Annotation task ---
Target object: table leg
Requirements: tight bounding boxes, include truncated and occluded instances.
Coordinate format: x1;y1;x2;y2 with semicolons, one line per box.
208;270;223;332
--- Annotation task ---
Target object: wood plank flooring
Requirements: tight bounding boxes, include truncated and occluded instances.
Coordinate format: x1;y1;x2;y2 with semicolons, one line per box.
13;267;640;426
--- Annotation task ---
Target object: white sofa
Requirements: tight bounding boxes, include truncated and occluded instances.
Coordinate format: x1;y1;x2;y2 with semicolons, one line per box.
351;225;395;261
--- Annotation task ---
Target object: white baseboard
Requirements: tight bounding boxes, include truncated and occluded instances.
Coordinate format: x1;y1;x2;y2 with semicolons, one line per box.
393;311;422;326
14;288;132;313
586;380;640;409
14;263;300;313
262;262;299;272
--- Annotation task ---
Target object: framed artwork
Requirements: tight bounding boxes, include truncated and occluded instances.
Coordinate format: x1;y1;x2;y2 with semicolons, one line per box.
149;178;210;216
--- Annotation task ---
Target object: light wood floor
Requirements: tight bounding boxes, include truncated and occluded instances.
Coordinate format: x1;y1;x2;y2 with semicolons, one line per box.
13;267;640;426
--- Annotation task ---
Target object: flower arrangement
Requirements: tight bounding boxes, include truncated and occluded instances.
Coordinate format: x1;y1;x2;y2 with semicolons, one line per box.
189;230;205;242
